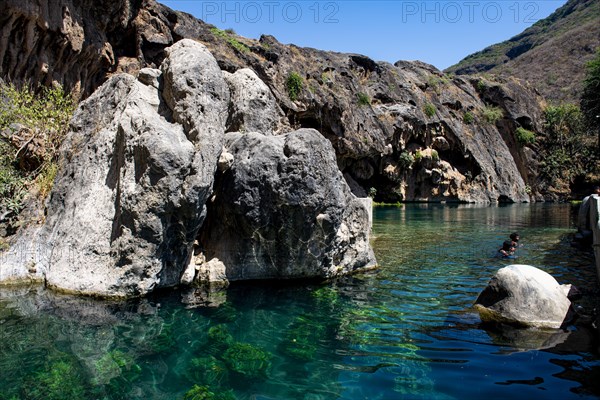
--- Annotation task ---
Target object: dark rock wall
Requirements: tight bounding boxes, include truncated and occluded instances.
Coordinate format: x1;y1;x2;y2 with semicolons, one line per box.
1;0;144;95
2;0;549;201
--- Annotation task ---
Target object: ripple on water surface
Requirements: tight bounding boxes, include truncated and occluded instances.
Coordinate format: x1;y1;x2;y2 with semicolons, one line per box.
0;203;599;399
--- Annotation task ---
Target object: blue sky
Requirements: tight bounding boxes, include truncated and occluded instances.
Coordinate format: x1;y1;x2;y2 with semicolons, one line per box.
160;0;568;70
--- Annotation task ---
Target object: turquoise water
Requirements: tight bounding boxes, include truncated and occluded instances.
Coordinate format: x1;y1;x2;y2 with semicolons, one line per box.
1;204;599;399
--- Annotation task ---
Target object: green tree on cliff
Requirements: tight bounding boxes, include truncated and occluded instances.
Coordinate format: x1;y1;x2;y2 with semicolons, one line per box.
581;48;600;150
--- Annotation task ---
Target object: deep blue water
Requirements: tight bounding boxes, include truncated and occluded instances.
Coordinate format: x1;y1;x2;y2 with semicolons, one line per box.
1;203;599;399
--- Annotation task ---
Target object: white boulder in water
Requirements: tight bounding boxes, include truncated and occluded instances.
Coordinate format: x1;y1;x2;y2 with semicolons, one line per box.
474;264;575;329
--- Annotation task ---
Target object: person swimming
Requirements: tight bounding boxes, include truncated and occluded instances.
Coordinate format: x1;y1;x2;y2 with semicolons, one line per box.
510;232;520;246
497;240;516;258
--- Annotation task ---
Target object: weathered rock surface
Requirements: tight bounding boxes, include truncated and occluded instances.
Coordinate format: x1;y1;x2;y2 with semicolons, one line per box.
0;39;375;296
1;0;139;96
8;39;228;296
474;264;575;329
1;0;548;202
222;68;289;134
198;129;376;281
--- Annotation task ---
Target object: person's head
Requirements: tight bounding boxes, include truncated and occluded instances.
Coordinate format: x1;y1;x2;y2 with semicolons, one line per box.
510;232;520;242
594;186;600;195
502;240;515;251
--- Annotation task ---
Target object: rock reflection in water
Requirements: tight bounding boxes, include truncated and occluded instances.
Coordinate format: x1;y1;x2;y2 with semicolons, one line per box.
481;323;571;353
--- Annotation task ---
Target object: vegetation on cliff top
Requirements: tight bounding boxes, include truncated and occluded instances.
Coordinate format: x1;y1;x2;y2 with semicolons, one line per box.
210;27;250;54
0;82;75;225
581;49;600;131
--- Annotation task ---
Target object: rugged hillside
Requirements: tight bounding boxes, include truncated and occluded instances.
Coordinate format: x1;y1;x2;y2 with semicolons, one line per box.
1;0;549;203
446;0;600;103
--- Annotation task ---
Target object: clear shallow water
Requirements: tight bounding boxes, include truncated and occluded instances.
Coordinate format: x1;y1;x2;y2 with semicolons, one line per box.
1;204;599;399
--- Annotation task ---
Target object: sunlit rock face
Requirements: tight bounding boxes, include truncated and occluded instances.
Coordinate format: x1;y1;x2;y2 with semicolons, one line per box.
1;40;375;297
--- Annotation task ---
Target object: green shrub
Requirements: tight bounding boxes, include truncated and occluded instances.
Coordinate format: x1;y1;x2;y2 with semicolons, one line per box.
581;48;600;129
0;83;74;154
431;149;439;160
368;187;377;198
423;103;436;118
515;127;536;146
357;92;371;106
427;75;448;87
229;38;249;53
463;111;474;124
286;72;303;101
210;27;227;39
0;82;75;215
482;106;503;124
210;27;249;53
398;151;415;169
37;162;58;199
427;75;450;93
0;143;26;215
413;150;423;162
538;103;597;190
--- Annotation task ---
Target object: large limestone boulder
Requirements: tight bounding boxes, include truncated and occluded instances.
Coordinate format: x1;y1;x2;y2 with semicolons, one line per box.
1;39;229;296
474;264;575;329
197;129;376;281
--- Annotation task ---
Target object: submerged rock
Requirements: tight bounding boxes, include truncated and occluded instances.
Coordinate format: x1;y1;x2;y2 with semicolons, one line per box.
474;264;575;329
483;323;571;352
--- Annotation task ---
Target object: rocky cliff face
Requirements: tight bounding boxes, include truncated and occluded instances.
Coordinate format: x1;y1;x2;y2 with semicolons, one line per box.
1;0;142;96
1;0;548;203
0;40;376;296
